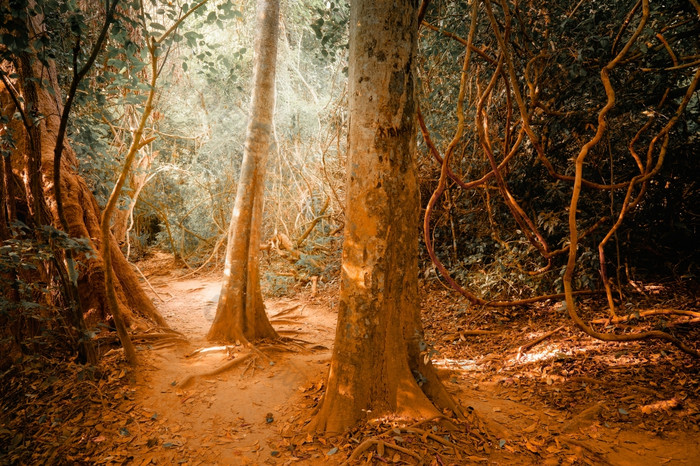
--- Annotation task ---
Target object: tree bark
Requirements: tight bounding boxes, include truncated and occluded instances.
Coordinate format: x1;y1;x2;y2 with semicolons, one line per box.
207;0;279;343
0;10;166;342
310;0;460;434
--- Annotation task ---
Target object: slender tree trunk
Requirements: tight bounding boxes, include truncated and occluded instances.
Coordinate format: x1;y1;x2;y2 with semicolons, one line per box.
309;0;460;434
111;148;152;245
207;0;279;343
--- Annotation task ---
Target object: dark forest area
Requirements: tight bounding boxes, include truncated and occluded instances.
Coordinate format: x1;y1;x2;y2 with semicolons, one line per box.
1;0;699;464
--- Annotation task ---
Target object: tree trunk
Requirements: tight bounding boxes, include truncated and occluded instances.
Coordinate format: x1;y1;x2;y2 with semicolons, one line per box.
0;11;166;340
111;145;153;247
207;0;279;343
309;0;460;434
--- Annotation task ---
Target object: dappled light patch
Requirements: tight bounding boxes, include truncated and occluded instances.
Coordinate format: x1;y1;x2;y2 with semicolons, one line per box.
423;282;700;464
2;0;699;463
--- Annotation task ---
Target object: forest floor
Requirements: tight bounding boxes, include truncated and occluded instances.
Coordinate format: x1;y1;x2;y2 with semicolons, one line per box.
1;253;699;465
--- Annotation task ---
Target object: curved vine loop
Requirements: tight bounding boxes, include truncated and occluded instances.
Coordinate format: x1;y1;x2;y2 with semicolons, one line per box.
562;0;699;358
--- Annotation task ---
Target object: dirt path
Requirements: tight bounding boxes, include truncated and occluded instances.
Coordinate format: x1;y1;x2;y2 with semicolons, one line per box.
128;272;338;464
95;266;699;465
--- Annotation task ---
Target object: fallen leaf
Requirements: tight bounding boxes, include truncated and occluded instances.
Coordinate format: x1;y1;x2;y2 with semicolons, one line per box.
524;422;538;433
640;398;680;415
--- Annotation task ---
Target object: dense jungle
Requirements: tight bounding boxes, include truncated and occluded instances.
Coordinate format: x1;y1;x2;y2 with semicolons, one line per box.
1;0;699;464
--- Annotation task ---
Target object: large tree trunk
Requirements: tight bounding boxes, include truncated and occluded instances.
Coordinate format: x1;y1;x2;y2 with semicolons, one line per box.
207;0;279;343
0;10;166;338
310;0;460;434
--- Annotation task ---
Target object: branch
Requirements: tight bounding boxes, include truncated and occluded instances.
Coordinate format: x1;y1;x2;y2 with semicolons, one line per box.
155;0;210;45
0;70;33;132
54;0;120;233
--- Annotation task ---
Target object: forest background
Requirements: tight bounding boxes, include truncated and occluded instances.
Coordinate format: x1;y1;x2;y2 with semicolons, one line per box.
1;0;699;462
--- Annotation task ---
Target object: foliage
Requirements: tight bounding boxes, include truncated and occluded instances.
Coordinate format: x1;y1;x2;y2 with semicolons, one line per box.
62;0;348;280
0;222;96;365
416;0;700;300
6;0;696;332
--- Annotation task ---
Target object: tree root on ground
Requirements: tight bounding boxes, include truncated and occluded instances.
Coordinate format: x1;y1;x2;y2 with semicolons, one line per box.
279;336;315;345
344;439;423;464
590;309;700;325
558;436;608;462
271;304;304;318
185;345;237;358
97;331;188;348
270;318;303;325
178;339;300;388
132;332;188;341
561;402;605;433
132;262;166;302
258;337;314;354
241;355;259;377
564;376;658;395
516;326;564;360
340;415;491;465
276;329;308;337
179;352;256;389
444;330;499;341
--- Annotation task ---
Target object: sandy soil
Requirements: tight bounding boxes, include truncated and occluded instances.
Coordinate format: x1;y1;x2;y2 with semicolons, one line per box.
128;270;338;464
93;259;699;465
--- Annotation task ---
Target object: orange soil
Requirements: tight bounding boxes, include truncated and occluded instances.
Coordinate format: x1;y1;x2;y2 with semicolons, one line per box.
89;262;699;465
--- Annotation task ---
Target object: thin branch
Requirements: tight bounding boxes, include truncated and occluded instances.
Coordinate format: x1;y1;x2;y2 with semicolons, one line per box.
54;0;120;233
155;0;210;45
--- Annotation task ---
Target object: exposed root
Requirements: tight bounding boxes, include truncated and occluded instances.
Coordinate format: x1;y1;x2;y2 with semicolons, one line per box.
256;337;311;354
270;318;303;325
405;427;457;450
590;309;700;324
185;345;237;358
280;336;315;345
277;329;308;336
445;330;499;341
339;415;491;465
271;304;303;318
561;402;605;433
248;343;274;363
516;326;563;360
559;437;608;462
149;342;178;350
343;439;422;464
96;331;188;348
240;355;259;377
564;376;658;396
178;352;255;389
132;332;188;342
